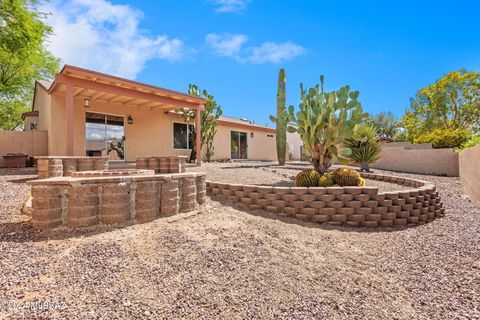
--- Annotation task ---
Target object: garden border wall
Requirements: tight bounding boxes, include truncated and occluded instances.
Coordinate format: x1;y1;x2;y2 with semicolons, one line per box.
459;145;480;207
28;172;206;229
207;172;445;228
371;147;459;177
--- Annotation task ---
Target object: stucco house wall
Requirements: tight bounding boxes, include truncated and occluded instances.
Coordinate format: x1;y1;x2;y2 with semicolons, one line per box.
32;83;276;162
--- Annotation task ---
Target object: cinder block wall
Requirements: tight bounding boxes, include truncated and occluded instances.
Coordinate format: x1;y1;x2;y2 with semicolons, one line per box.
371;147;459;177
29;173;206;229
0;130;48;167
207;173;445;228
459;145;480;207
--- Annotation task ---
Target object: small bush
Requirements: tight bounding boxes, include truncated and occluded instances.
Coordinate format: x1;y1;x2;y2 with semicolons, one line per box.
458;135;480;151
413;128;470;149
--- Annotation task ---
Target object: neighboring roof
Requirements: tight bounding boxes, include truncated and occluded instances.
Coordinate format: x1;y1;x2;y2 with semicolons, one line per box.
21;111;39;120
37;80;53;90
218;115;275;132
49;65;206;109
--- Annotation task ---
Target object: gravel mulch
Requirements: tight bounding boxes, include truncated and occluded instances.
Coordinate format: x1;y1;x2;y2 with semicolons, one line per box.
0;165;479;319
187;162;411;192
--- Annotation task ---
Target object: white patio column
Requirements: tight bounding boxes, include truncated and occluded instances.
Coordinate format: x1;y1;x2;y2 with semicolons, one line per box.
66;82;74;156
195;106;203;164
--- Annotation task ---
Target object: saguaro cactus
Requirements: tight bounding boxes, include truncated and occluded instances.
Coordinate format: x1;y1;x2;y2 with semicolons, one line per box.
269;68;287;165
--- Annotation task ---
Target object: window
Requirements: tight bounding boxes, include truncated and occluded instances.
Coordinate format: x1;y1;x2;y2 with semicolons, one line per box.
173;122;194;149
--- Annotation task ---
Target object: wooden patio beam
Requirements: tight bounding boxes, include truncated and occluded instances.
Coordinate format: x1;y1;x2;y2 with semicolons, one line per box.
55;74;198;109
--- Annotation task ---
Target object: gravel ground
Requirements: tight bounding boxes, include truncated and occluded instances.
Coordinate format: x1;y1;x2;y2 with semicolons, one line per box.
0;165;479;319
187;162;411;192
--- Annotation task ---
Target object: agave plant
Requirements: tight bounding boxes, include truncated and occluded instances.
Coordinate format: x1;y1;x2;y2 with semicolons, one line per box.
286;75;368;175
344;125;381;172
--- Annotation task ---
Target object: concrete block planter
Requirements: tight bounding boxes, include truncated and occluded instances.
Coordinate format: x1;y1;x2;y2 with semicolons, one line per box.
207;172;445;228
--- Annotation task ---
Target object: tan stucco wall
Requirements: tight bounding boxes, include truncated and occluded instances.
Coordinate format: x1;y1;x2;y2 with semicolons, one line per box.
0;130;48;167
459;145;480;207
287;131;303;160
371;146;459;177
43;91;276;161
210;123;276;161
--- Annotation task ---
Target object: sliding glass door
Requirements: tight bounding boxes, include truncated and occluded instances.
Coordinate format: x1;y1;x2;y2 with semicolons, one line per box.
85;112;125;160
231;131;247;159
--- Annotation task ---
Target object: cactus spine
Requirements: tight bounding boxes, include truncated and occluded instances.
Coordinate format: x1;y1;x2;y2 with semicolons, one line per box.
276;68;287;165
295;169;321;187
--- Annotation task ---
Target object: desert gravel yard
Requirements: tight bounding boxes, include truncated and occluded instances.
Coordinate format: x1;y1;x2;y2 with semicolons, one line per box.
0;164;479;319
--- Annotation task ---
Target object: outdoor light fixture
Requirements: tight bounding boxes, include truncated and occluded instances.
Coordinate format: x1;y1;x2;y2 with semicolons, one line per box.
251;132;254;138
127;115;133;124
83;98;90;108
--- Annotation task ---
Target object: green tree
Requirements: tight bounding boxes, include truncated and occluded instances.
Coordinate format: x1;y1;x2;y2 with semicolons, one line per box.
402;70;480;141
0;0;59;129
368;111;399;139
176;84;223;162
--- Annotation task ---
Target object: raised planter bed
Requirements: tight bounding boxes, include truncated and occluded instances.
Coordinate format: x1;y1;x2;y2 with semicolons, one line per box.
28;172;206;229
35;156;109;178
207;172;445;228
71;169;154;178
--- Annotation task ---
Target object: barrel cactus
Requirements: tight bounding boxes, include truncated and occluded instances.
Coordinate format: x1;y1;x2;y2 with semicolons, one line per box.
332;168;363;186
295;169;321;187
286;75;369;175
319;171;335;187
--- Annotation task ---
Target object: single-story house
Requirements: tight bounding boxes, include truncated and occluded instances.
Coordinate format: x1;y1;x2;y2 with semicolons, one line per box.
24;65;277;163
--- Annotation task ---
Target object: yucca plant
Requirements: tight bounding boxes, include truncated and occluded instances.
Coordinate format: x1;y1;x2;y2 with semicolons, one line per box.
286;75;369;175
344;125;381;172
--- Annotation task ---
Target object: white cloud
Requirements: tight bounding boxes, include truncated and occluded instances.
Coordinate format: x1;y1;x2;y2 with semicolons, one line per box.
205;33;305;64
247;42;305;64
41;0;185;79
209;0;250;13
205;33;248;59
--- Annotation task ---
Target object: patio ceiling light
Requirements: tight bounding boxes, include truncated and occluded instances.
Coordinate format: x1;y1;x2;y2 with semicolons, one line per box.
83;98;90;108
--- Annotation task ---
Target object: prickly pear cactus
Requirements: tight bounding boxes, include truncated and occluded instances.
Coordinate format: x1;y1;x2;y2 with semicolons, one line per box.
286;75;369;175
295;169;321;187
332;168;362;186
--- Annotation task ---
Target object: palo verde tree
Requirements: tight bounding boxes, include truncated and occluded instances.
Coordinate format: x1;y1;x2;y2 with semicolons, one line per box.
176;84;222;162
269;68;287;165
402;69;480;142
286;75;368;176
0;0;59;129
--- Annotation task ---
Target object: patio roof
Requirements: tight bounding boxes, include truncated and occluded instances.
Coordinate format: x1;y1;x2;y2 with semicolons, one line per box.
49;65;206;110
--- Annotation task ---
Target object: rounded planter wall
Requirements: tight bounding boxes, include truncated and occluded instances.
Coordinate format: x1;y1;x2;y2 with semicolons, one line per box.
206;172;445;228
28;172;206;229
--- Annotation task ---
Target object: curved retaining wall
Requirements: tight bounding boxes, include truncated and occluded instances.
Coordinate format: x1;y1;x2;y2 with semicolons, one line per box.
207;172;445;227
28;172;206;229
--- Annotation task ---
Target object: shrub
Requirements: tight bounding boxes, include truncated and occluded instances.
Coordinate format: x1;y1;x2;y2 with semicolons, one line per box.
413;128;470;149
343;125;381;172
458;135;480;151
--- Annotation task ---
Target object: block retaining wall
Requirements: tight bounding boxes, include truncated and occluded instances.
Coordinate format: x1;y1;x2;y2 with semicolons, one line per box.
36;156;109;179
28;172;206;229
207;172;445;228
136;156;187;174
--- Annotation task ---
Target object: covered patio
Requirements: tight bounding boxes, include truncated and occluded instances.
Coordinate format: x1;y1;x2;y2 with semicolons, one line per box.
47;65;206;163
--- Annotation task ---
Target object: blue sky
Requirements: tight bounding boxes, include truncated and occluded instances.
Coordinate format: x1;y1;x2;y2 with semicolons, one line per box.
42;0;480;125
